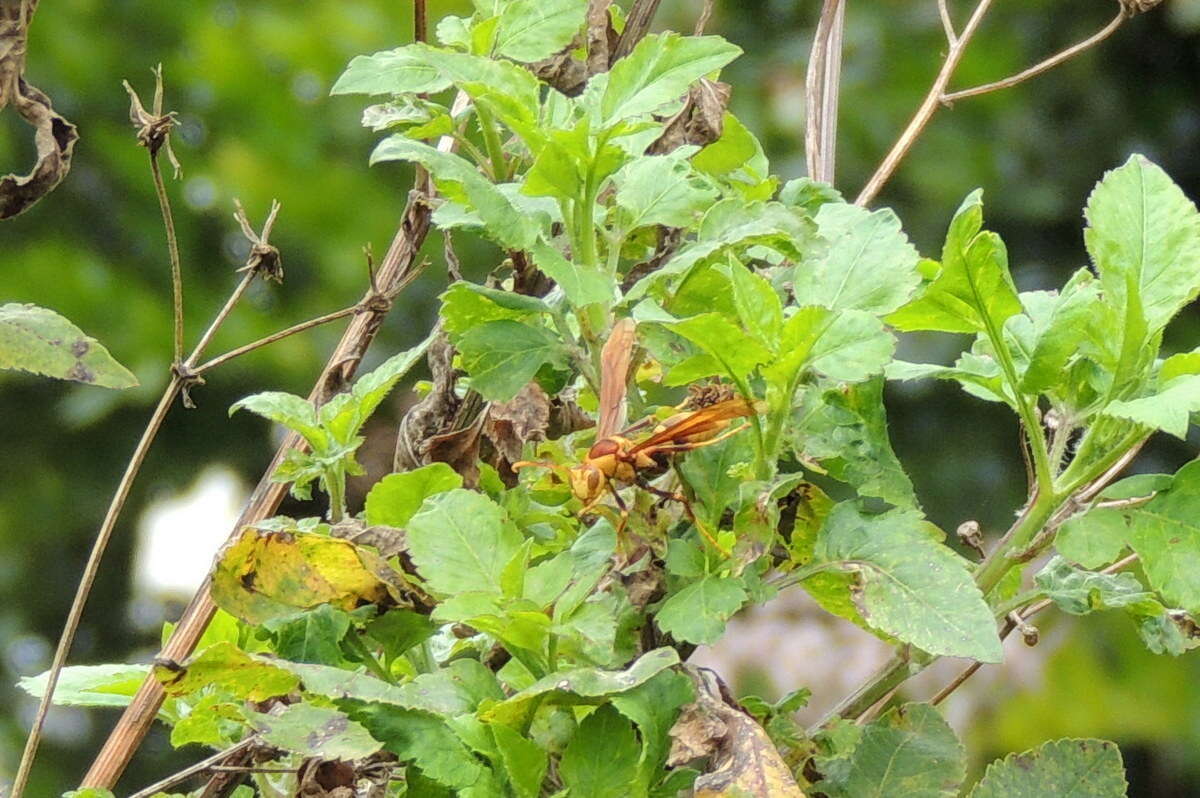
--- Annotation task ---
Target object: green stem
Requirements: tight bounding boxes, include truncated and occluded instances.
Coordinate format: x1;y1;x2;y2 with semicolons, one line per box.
343;632;393;683
973;487;1061;598
984;324;1053;493
807;651;932;734
325;465;346;523
992;588;1046;620
474;103;507;182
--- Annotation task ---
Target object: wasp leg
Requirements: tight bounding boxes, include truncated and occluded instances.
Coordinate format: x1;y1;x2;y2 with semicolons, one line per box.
633;475;730;557
607;481;630;537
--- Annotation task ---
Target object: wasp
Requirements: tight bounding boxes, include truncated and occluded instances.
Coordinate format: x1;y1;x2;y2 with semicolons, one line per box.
515;319;760;519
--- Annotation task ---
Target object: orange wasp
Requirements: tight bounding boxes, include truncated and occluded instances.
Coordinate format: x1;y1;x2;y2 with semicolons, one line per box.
515;318;760;520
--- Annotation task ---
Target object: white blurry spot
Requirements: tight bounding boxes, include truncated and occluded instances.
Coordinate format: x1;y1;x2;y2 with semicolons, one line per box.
5;634;50;674
133;467;245;599
291;71;322;104
183;175;217;210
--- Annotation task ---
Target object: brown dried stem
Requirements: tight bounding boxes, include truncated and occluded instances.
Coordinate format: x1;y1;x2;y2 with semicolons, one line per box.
80;94;465;789
855;0;994;206
805;0;846;184
694;0;716;36
192;303;360;376
125;737;259;798
942;10;1127;103
12;263;258;798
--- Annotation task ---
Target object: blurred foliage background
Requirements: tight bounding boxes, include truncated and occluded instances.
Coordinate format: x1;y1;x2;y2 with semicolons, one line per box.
3;0;1200;795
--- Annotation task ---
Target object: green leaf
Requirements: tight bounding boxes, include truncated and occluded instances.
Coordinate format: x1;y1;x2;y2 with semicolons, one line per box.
494;0;587;62
817;703;964;798
366;609;437;661
406;489;523;597
229;391;326;449
331;47;449;95
610;670;695;793
614;154;719;230
888;191;1022;335
559;705;640;798
969;738;1127;798
726;257;783;347
18;664;148;709
655;576;747;645
346;703;485;788
370;137;540;249
530;241;615;308
0;303;137;389
596;33;742;127
1034;556;1153;615
457;319;567;402
1102;374;1200;439
171;694;241;747
1020;272;1102;394
793;377;917;508
677;429;756;526
1056;508;1130;569
814;504;1002;662
492;722;548;798
665;312;771;382
523;139;584;200
365;463;464;528
765;307;895;388
248;703;382;759
441;281;536;336
1084;154;1200;335
1117;459;1200;613
319;334;432;443
154;641;299;702
262;604;352;665
795;204;921;314
692;112;761;177
482;647;679;726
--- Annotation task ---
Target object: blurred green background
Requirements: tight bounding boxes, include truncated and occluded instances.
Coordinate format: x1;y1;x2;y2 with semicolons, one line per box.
3;1;1200;795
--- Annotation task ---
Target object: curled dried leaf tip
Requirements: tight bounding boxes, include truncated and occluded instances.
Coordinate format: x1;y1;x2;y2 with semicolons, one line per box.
234;198;284;282
123;64;181;177
1119;0;1163;15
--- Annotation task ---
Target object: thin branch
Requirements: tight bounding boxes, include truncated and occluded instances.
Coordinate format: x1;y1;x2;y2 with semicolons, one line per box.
942;10;1125;104
192;303;360;376
612;0;662;63
694;0;716;36
126;737;258;798
150;154;185;365
855;0;994;206
1078;438;1146;503
938;0;957;44
414;0;427;43
81;93;468;790
930;552;1141;706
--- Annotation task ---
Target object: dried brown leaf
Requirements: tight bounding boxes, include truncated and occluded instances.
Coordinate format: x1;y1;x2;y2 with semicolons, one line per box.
0;1;78;219
668;668;807;797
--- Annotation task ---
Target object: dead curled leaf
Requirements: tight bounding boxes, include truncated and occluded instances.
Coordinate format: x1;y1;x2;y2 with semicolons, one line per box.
0;0;79;220
646;78;731;155
668;667;807;797
484;381;551;464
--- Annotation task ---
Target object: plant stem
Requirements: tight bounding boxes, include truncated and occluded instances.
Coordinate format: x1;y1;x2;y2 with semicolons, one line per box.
942;10;1127;103
126;736;259;798
14;271;258;798
474;103;507;182
973;488;1060;597
193;303;361;376
855;0;994;206
149;154;185;365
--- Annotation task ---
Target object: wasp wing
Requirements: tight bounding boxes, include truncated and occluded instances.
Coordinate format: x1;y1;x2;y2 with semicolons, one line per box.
627;398;759;454
597;318;637;439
